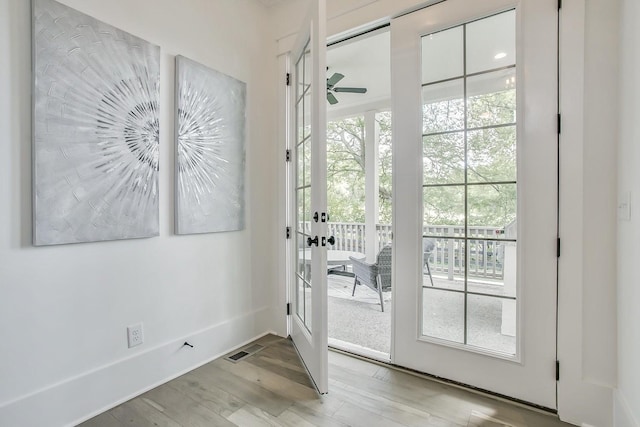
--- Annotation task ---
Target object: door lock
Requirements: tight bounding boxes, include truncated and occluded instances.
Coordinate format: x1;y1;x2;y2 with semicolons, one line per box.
321;236;336;247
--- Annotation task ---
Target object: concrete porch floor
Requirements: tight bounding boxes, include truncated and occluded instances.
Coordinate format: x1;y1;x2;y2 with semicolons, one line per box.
328;273;515;356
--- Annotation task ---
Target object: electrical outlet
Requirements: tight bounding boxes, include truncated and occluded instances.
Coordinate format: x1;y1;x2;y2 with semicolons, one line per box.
619;191;631;221
127;323;144;348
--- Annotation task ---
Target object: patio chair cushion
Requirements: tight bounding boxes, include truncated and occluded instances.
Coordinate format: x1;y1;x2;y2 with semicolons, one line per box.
350;245;392;292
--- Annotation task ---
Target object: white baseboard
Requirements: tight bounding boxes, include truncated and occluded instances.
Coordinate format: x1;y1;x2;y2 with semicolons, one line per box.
0;307;277;427
614;389;640;427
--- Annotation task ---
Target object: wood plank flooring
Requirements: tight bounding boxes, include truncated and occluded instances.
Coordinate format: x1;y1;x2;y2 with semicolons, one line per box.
79;335;572;427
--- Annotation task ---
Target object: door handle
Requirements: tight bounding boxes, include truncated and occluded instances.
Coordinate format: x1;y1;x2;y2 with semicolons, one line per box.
327;236;335;246
307;236;319;247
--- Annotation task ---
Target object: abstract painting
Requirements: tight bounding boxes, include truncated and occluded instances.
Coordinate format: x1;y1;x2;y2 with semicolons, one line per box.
32;0;160;245
175;56;246;234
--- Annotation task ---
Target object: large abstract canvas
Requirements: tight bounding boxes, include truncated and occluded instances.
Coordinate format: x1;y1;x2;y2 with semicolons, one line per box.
175;56;246;234
32;0;160;245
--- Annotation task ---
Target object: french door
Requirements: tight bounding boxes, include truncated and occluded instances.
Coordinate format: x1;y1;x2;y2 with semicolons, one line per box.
288;0;329;394
392;0;558;408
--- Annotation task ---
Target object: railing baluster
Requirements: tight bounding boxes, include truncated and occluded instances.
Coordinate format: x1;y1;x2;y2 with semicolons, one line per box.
447;227;454;281
483;238;488;277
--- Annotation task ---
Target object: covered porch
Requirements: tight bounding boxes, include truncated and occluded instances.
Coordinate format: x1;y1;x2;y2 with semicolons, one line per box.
326;222;517;358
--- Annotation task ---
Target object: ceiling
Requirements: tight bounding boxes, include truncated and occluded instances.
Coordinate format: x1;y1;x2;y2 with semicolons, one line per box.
325;10;515;120
326;29;391;119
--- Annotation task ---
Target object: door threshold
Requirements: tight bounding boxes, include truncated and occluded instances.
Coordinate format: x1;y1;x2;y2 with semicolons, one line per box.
328;338;390;363
328;345;558;417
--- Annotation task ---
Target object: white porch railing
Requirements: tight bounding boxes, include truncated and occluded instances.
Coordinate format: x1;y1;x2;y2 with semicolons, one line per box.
325;222;505;280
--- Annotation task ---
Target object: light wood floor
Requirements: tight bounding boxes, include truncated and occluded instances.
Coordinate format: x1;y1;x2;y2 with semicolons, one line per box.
79;335;572;427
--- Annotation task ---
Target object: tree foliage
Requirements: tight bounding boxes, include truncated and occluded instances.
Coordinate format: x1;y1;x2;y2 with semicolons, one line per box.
326;113;392;224
326;83;517;229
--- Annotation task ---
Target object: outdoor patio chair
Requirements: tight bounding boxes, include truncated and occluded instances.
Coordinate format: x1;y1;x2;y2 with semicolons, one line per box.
423;237;435;286
349;245;392;312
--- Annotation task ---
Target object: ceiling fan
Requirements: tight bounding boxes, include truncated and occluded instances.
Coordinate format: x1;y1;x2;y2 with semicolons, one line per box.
326;72;367;105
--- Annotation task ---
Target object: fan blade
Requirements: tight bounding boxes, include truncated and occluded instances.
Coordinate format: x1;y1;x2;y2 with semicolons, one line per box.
333;87;367;94
327;73;345;88
327;92;339;105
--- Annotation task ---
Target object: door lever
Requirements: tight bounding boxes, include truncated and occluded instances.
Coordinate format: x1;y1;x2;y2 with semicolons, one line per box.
307;236;319;247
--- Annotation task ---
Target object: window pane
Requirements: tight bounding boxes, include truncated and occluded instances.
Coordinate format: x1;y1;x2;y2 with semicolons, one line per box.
466;11;516;74
467;68;516;128
296;55;305;144
467;184;516;238
424;186;465;236
304;278;312;331
423;132;465;185
422;26;463;84
467;294;516;355
422;236;466;286
296;55;304;102
422;288;464;343
296;99;304;144
297;188;305;232
422;79;464;134
296;142;304;185
466;240;513;295
304;187;311;226
303;86;311;139
467;125;516;183
304;48;311;88
297;234;306;277
296;276;304;320
303;139;311;186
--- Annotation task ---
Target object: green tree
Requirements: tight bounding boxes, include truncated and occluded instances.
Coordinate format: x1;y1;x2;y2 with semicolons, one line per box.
423;86;516;228
326;113;393;224
325;84;516;230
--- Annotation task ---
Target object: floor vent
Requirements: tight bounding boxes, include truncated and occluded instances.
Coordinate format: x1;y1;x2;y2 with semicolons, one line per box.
224;344;264;363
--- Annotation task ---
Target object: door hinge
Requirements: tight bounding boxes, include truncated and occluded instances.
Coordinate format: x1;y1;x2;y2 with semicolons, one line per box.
286;73;291;86
285;149;291;162
286;303;291;315
286;226;291;239
556;360;560;381
557;237;561;257
557;114;562;134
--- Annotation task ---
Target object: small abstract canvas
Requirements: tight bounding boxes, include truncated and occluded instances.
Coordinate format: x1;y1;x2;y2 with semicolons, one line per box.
32;0;160;245
175;56;246;234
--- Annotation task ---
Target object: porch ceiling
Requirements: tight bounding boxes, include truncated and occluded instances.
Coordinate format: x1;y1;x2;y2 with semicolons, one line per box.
327;29;391;119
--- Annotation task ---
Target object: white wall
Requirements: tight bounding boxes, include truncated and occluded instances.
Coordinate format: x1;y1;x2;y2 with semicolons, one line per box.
0;0;279;425
616;0;640;425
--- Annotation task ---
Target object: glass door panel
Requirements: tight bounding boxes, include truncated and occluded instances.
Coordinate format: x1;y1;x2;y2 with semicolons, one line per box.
421;9;518;356
288;0;328;395
392;0;558;408
295;47;313;331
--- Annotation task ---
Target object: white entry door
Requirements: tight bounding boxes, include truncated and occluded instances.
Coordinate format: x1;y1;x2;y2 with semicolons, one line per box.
392;0;558;408
288;0;329;394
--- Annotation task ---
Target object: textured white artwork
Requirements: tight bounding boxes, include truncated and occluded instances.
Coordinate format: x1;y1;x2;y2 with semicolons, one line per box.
175;56;246;234
32;0;160;245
